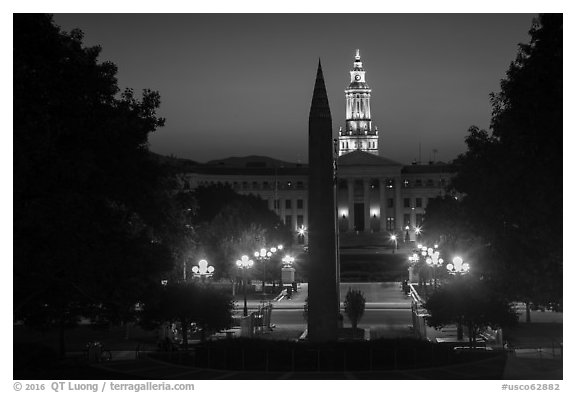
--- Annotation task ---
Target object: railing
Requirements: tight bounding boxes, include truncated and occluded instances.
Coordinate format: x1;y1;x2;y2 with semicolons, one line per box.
507;342;563;360
143;343;505;374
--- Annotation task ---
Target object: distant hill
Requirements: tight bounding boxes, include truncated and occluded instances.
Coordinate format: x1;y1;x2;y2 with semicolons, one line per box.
148;151;199;171
205;155;305;168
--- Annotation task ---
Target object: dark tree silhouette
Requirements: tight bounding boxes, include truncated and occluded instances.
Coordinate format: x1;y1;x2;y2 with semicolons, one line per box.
13;14;182;354
428;15;562;319
141;282;234;348
425;278;518;345
344;288;366;330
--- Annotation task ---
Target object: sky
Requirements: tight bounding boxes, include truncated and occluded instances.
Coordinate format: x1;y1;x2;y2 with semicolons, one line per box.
52;14;535;165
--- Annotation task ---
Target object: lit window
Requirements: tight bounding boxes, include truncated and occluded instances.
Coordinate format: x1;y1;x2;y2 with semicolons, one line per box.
386;217;395;231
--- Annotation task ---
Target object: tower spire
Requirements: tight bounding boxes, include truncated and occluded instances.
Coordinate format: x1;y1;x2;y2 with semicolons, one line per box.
310;59;331;120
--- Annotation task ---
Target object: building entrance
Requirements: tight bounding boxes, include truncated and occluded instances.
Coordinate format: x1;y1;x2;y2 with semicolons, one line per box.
354;203;364;231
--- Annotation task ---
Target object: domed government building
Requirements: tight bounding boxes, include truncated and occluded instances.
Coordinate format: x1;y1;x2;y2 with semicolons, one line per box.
173;50;453;245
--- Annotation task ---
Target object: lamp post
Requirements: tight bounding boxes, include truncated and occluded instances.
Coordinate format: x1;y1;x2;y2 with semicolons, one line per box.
254;244;283;296
297;226;307;246
191;259;215;282
281;254;295;289
407;252;420;283
424;249;443;289
446;256;469;340
390;234;397;254
236;255;253;316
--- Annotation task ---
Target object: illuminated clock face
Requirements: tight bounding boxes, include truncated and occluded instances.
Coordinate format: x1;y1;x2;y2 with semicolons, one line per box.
354;74;361;81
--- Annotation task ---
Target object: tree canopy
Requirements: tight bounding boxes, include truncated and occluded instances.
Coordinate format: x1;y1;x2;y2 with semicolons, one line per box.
140;282;234;347
13;14;183;338
424;14;562;309
425;278;518;344
189;184;292;282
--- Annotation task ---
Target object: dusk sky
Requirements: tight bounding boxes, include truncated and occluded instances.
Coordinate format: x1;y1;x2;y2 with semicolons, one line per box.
53;14;535;165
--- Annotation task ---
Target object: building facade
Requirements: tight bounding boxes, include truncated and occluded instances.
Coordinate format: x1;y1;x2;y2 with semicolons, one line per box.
176;50;453;242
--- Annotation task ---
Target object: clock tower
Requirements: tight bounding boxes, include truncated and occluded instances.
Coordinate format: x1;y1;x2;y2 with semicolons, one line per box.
338;49;379;156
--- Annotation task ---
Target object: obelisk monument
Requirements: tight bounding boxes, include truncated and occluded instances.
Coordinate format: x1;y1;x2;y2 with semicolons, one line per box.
307;60;339;342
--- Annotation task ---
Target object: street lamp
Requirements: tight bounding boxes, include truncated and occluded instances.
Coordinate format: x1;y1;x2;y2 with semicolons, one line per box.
254;244;282;296
297;226;307;246
282;254;295;266
424;250;443;289
390;234;398;254
445;256;469;340
191;259;215;282
236;255;253;316
414;226;422;241
281;254;296;290
446;256;470;275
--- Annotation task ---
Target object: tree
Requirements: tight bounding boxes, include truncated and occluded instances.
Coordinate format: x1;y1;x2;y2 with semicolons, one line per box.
425;278;518;345
190;184;292;288
141;282;234;348
13;14;180;354
436;15;562;317
344;288;366;330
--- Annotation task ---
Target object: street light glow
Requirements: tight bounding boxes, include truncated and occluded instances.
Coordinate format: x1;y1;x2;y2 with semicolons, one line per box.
192;259;215;277
236;255;253;268
282;255;295;266
447;256;469;274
